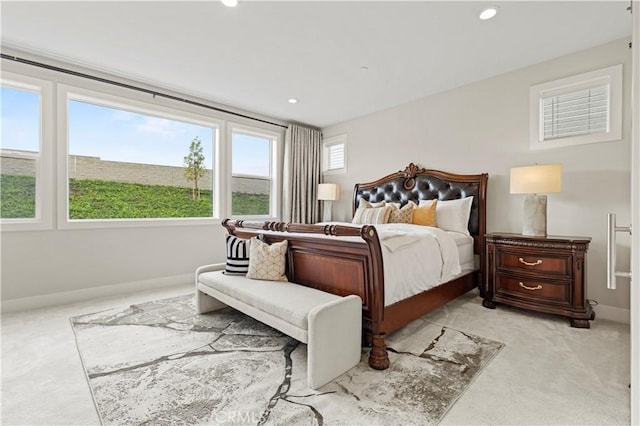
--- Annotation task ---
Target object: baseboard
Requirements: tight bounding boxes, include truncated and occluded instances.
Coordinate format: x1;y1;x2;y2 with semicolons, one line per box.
1;266;223;314
594;304;630;324
4;271;629;324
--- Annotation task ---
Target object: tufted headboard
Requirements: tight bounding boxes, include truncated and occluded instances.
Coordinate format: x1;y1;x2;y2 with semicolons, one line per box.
353;163;488;255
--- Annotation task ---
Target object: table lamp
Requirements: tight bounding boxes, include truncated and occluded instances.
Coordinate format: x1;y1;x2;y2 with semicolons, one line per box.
318;183;339;222
510;164;562;236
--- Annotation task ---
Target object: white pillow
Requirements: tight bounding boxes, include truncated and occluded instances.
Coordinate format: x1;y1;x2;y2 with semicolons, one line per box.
352;206;392;224
420;197;473;235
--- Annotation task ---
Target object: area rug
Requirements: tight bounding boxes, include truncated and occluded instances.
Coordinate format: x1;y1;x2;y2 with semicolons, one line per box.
71;294;503;425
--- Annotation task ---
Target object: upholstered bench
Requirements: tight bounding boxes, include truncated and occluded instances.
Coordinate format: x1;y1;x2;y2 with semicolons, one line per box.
195;264;362;389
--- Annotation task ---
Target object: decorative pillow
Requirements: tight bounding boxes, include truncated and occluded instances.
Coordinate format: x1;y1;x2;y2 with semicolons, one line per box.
224;235;251;275
430;196;474;235
388;201;417;223
352;206;392;224
246;238;288;282
412;200;437;226
418;199;437;207
358;199;386;209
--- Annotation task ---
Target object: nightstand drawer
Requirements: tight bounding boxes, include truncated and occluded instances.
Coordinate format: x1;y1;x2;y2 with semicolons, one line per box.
495;275;570;305
497;252;571;276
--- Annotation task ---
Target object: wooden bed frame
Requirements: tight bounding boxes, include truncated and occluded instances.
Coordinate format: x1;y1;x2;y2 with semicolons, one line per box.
222;163;488;370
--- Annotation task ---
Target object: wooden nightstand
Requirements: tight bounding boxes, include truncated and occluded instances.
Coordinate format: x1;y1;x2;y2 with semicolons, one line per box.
483;233;594;328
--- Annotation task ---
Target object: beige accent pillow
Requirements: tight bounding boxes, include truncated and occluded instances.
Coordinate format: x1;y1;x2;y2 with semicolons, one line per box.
246;238;288;282
388;201;417;223
358;199;386;209
352;206;392;224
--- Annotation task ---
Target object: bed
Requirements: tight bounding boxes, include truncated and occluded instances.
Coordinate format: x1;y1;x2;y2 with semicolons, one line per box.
222;163;488;370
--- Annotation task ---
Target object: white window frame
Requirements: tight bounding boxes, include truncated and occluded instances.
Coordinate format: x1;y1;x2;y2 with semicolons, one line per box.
529;64;623;150
322;134;347;175
56;83;222;229
0;72;53;232
227;122;281;220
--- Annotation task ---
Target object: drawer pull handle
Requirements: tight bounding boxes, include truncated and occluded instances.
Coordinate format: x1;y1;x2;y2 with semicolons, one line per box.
518;258;542;267
519;282;542;291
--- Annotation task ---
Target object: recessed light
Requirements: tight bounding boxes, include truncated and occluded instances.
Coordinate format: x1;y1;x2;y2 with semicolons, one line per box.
360;66;369;71
221;0;238;7
288;98;298;104
479;7;498;20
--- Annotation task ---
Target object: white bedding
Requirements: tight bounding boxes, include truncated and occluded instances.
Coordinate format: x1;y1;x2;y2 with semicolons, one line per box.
374;224;461;306
447;231;475;270
248;222;471;307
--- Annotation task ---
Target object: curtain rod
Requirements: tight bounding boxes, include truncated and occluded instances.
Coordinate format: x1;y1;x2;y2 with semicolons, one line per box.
0;53;288;129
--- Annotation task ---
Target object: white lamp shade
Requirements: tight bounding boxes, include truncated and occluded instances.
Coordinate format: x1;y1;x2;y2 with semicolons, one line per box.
318;183;339;201
510;164;563;194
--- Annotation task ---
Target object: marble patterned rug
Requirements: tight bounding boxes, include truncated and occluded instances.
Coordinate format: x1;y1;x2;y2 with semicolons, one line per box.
71;294;503;425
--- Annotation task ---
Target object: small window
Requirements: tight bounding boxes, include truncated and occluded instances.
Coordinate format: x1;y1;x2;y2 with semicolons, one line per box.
529;64;622;149
1;73;53;231
230;126;278;217
323;134;347;174
1;86;39;219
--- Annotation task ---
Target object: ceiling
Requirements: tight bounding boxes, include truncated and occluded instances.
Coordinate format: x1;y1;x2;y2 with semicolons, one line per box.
1;1;633;128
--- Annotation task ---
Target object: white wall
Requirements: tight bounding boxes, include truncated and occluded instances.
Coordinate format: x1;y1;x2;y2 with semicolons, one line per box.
0;225;226;299
0;50;286;302
322;38;633;314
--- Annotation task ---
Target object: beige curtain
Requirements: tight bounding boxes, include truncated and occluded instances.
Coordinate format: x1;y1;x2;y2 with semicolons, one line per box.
282;124;322;224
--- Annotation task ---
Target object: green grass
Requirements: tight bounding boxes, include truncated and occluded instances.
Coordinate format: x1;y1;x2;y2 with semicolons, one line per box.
1;175;269;219
68;179;214;219
232;192;269;216
0;174;36;218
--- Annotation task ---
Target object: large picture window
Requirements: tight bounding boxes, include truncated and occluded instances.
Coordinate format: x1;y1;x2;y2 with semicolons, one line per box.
1;73;52;230
2;71;283;231
230;126;279;217
60;86;219;226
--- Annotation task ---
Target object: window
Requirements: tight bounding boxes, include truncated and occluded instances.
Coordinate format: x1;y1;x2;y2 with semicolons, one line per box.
322;134;347;174
1;73;52;230
59;85;219;227
230;125;279;217
529;64;623;149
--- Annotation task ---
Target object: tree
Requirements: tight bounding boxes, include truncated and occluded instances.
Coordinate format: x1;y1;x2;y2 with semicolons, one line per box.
184;136;206;200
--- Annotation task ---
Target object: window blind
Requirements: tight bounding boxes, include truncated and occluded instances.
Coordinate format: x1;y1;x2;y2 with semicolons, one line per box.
327;143;345;170
542;85;609;140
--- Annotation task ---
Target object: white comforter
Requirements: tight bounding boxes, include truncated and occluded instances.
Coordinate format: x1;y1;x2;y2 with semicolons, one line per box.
374;223;461;306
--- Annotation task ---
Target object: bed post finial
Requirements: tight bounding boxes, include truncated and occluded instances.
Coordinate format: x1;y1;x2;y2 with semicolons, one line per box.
222;218;234;234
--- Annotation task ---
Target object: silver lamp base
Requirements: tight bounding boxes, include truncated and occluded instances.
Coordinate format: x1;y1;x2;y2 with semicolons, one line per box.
522;194;547;237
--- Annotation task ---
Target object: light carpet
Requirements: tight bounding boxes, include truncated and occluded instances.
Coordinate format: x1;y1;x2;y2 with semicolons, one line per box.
71;294;503;425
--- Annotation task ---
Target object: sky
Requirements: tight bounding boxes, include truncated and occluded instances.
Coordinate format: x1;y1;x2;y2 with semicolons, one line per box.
1;87;272;177
1;86;39;152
